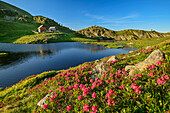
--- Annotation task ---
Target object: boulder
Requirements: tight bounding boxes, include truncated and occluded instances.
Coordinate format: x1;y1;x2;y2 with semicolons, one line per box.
128;42;133;45
143;50;163;64
44;78;48;81
95;59;99;63
91;56;118;80
92;62;107;75
92;62;107;80
107;56;118;62
125;65;136;72
125;50;163;76
37;92;53;108
129;51;134;53
146;46;152;49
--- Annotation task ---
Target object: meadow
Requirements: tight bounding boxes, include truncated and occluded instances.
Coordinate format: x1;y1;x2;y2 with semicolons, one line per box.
13;33;123;48
0;18;37;43
119;37;170;48
0;53;8;56
0;39;169;112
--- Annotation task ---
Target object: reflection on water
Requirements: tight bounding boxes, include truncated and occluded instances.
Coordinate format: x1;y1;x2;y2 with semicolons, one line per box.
0;42;137;88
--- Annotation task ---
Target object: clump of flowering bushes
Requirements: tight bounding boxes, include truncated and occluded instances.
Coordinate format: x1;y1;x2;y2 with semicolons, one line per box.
0;40;170;112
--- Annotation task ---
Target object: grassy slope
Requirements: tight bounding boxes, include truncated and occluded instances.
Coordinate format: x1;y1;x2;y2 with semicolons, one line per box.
0;1;32;17
13;33;92;44
0;1;36;43
0;39;169;112
0;18;37;43
14;33;123;48
119;37;170;48
0;1;74;43
0;53;8;56
13;32;170;49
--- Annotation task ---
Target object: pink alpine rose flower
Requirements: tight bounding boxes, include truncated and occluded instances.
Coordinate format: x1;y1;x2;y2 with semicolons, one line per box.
119;84;125;89
90;79;94;83
50;97;54;101
110;73;114;77
133;77;138;81
149;72;154;77
135;74;142;78
107;98;116;106
66;105;72;111
0;103;3;108
134;86;141;93
78;95;83;100
165;75;169;79
156;60;162;65
163;51;166;53
92;105;98;112
84;77;87;81
152;64;156;69
106;80;110;83
83;104;90;112
122;71;126;75
130;83;138;89
157;78;166;85
111;79;115;82
43;104;48;109
92;92;97;99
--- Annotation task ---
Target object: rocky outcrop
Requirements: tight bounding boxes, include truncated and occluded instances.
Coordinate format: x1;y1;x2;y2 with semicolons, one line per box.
37;92;53;108
91;62;107;80
91;55;118;80
125;50;163;76
77;25;116;39
77;26;170;41
107;56;118;62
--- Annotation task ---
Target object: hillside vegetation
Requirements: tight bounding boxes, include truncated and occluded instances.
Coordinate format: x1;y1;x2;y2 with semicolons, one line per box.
0;1;32;17
0;18;37;43
33;16;74;33
77;25;170;41
0;1;74;43
0;39;169;112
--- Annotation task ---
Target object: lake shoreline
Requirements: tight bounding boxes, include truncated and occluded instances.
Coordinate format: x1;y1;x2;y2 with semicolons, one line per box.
0;42;137;89
0;39;169;112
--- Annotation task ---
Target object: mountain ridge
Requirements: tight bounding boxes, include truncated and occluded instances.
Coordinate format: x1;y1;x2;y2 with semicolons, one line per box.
77;25;170;40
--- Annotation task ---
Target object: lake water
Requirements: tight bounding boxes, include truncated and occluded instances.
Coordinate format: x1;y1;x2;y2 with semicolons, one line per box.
0;42;137;88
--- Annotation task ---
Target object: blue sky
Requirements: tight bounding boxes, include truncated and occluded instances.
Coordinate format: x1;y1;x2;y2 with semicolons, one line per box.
2;0;170;32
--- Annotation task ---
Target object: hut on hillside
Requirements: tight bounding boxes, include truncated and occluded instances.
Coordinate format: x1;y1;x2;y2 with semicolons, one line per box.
48;26;58;33
38;25;46;32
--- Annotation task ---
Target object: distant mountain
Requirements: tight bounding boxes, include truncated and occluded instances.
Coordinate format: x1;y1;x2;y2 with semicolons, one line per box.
77;25;170;41
0;1;74;42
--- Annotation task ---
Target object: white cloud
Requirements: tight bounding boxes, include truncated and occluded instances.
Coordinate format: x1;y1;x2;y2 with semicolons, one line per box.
84;12;140;24
85;13;105;20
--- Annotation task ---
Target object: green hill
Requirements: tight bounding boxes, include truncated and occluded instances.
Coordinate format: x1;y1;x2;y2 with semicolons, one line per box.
77;25;170;40
33;16;74;33
0;1;32;17
0;18;37;42
0;1;74;43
